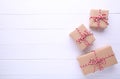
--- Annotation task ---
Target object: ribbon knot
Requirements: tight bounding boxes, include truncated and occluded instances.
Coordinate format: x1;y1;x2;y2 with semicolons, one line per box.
80;50;115;73
76;28;93;46
88;50;106;72
90;9;108;28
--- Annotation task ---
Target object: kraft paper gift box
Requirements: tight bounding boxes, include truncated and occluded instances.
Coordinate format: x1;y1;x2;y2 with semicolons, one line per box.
89;9;109;29
70;24;95;50
77;45;118;75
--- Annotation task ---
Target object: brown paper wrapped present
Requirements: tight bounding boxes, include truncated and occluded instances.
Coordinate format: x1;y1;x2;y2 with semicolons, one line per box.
89;9;109;29
70;24;95;50
77;45;118;75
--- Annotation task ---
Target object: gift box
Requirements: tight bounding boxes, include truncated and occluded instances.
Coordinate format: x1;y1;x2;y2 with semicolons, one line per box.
89;9;109;29
70;24;95;50
77;45;118;75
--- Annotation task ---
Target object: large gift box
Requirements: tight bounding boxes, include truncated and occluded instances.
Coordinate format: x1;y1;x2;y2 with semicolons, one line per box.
77;45;118;75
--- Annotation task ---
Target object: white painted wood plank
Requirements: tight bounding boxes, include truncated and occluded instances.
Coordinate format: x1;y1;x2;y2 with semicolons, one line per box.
0;0;120;14
0;42;119;60
0;75;120;79
0;30;71;44
0;14;120;29
0;42;79;59
0;60;119;79
0;14;89;29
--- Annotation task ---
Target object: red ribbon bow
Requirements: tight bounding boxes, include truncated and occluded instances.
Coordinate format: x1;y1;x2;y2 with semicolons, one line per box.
80;50;114;73
88;50;106;72
90;9;109;28
76;28;92;46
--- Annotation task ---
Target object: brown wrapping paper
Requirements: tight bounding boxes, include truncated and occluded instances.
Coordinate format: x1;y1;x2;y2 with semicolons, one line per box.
77;45;118;75
89;9;109;29
70;24;95;50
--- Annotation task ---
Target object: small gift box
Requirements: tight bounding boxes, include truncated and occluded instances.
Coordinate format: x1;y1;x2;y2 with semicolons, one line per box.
70;24;95;50
89;9;109;29
77;45;118;75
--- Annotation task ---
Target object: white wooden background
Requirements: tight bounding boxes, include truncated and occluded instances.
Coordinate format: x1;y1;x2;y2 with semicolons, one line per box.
0;0;120;79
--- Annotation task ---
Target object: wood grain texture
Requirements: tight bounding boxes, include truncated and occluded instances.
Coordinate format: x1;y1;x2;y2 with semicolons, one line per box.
0;0;120;79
